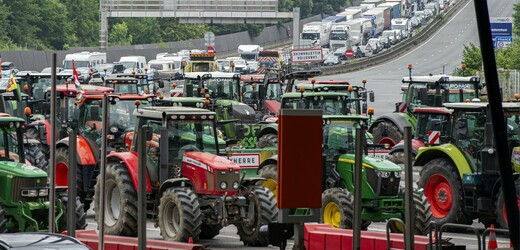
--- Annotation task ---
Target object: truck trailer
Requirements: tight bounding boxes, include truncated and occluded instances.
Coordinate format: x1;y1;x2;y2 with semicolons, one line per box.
300;21;332;48
329;22;353;51
371;6;392;30
361;8;385;36
378;2;401;19
336;8;363;21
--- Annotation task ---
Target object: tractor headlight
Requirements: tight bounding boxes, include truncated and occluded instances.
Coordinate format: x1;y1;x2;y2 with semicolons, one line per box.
220;181;228;190
375;170;391;178
21;189;38;197
110;126;118;133
232;181;240;190
38;188;49;197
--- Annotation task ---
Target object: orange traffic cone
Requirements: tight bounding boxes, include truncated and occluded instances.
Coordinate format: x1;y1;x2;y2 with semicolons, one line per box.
188;237;193;244
488;224;498;250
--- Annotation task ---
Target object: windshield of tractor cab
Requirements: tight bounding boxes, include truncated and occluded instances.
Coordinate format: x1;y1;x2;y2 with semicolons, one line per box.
204;78;240;100
439;83;478;103
414;113;450;143
32;78;52;100
0;125;23;162
282;97;349;115
323;120;358;158
3;99;28;119
452;110;486;166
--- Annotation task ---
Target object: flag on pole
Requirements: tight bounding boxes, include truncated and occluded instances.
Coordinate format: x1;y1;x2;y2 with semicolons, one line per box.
72;61;86;105
8;72;22;102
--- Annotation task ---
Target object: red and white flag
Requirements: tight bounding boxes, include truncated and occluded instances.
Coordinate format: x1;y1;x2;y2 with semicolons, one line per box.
72;61;86;105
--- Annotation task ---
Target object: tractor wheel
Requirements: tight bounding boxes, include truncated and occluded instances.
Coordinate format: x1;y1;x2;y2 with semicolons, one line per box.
418;158;470;227
257;134;277;149
237;186;277;246
321;188;370;230
387;151;406;165
158;187;202;242
495;181;520;229
57;193;87;232
24;143;49;172
56;147;90;212
94;161;138;236
0;205;6;233
258;164;277;181
371;122;402;147
387;191;432;235
25;127;40;141
200;224;223;239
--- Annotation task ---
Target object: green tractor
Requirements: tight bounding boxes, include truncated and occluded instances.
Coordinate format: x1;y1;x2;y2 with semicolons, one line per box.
415;102;520;228
257;115;432;234
369;74;483;147
0;115;86;233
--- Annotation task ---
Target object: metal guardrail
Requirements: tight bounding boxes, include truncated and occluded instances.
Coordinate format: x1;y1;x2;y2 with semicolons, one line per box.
320;0;470;76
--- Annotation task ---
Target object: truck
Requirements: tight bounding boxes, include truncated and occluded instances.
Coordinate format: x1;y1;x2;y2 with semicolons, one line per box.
335;8;363;21
391;18;413;38
378;2;401;19
238;45;263;61
346;18;373;46
185;52;219;72
360;0;383;9
372;6;392;30
119;56;147;70
361;8;386;36
62;51;106;70
300;21;332;48
322;15;347;23
329;22;353;51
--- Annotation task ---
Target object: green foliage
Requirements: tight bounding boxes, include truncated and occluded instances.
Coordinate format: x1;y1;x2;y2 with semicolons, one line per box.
514;2;520;37
461;43;482;72
37;0;72;50
109;22;132;46
61;0;99;47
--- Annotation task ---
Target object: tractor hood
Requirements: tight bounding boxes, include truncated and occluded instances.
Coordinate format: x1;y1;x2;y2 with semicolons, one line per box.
183;152;240;172
216;100;256;123
339;154;402;172
264;100;281;116
0;161;47;178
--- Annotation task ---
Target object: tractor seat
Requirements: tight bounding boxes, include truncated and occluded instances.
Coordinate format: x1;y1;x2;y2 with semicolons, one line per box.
85;121;102;131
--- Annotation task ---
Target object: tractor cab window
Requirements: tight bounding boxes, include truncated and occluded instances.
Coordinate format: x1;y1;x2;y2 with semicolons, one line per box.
205;78;239;100
265;83;282;101
3;98;28;118
452;110;486;165
505;111;520;149
323;120;357;159
0;125;23;162
168;119;219;157
414;113;450;143
405;85;430;108
442;83;478;103
32;79;52;100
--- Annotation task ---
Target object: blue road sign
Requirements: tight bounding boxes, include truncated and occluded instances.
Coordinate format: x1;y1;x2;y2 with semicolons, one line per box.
495;36;513;49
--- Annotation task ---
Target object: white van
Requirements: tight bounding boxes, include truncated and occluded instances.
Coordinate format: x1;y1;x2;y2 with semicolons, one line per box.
119;56;147;70
147;59;182;80
63;51;106;70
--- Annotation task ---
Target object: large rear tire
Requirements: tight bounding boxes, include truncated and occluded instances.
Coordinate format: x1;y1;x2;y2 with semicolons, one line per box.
94;161;138;236
56;147;90;211
158;187;202;242
495;181;520;229
371;122;402;147
58;193;87;232
418;158;470;227
257;134;277;149
237;186;278;246
321;188;370;230
258;164;277;181
387;151;406;165
0;205;6;233
387;191;432;235
24;143;49;172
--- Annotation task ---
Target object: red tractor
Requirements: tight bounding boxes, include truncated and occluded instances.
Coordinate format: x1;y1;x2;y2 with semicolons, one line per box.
94;106;277;245
54;91;155;211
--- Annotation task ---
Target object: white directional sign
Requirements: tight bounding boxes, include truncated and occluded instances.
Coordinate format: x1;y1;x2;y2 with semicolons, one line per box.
204;32;215;46
290;48;323;63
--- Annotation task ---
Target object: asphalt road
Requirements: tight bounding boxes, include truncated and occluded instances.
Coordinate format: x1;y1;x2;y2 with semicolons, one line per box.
318;0;516;117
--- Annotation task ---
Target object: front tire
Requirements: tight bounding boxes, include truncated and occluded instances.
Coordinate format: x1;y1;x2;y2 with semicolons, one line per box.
258;164;277;181
237;186;278;246
58;193;87;232
158;187;202;242
94;161;138;236
321;188;370;230
495;181;520;229
387;191;432;235
0;205;7;233
418;158;470;227
371;122;402;147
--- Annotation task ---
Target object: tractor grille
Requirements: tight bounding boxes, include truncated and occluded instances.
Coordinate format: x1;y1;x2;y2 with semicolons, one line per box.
366;169;400;196
216;170;240;191
11;177;48;202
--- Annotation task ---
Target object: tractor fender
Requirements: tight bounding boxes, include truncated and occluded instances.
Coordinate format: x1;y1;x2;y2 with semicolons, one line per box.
107;152;153;193
388;139;425;155
257;124;278;139
414;144;473;178
242;177;266;187
368;113;412;134
56;136;97;165
257;155;278;175
159;177;193;195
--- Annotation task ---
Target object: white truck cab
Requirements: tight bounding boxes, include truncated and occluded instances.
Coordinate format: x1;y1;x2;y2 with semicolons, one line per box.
119;56;147;70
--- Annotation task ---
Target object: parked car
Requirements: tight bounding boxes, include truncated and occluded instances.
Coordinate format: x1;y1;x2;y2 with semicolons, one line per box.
378;36;390;49
323;55;341;65
233;59;251;74
382;30;398;45
367;38;382;54
41;67;64;74
333;47;347;60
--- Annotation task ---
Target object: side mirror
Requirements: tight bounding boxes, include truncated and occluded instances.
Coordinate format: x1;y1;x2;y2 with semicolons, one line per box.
145;126;154;141
456;118;467;136
368;91;375;102
419;88;428;104
185;84;194;97
258;85;266;100
158;80;165;88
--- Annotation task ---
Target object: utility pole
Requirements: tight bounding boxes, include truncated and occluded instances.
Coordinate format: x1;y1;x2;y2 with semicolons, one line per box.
100;0;108;50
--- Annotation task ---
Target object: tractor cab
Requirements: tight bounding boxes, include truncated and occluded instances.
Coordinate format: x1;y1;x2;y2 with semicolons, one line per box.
183;72;241;101
104;75;151;94
0;92;31;121
281;92;355;115
0;116;26;163
240;74;283;116
413;107;453;145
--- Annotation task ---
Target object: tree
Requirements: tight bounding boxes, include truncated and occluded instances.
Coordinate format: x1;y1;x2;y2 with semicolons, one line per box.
158;18;207;42
5;0;43;49
109;22;133;46
122;18;162;44
37;0;73;50
460;42;482;74
0;1;14;49
513;2;520;37
60;0;99;47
